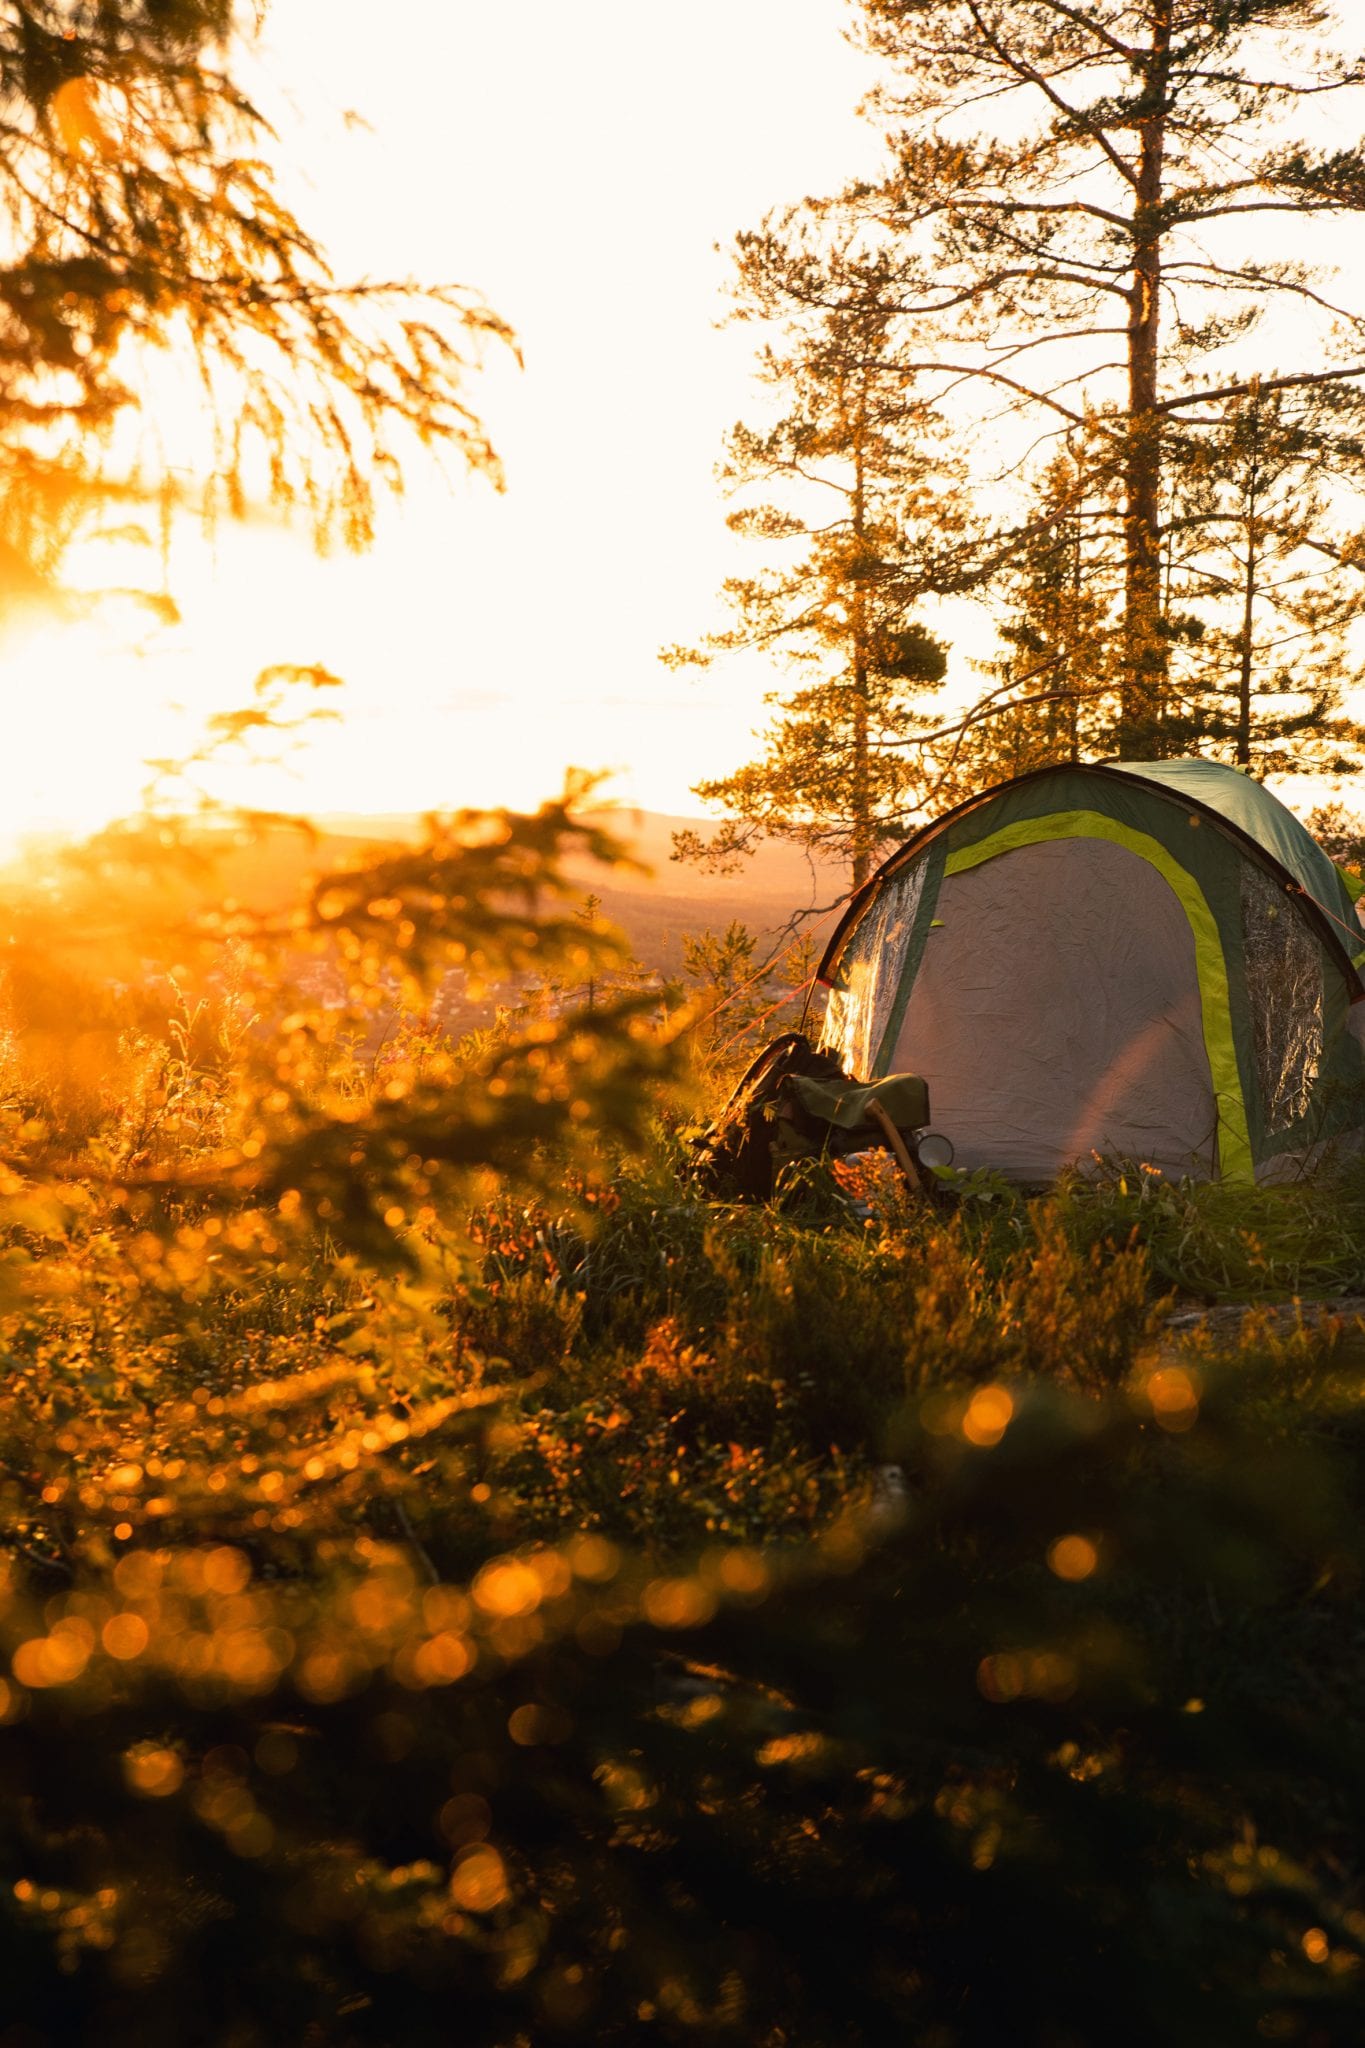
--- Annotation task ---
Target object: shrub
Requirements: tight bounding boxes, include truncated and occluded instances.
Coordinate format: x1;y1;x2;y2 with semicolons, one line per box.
1;800;1364;2042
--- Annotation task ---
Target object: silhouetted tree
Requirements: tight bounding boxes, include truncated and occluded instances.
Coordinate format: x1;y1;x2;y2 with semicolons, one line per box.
0;0;511;614
1163;381;1365;774
841;0;1365;756
666;236;958;888
936;441;1120;800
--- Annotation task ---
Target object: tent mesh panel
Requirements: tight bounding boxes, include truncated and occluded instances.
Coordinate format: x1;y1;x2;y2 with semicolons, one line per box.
1240;864;1322;1136
820;863;926;1078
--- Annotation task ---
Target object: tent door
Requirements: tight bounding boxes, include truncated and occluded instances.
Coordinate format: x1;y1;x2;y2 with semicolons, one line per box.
884;838;1218;1181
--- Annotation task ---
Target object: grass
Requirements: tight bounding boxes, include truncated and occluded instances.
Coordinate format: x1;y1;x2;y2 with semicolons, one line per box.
1;817;1365;2042
1054;1157;1365;1300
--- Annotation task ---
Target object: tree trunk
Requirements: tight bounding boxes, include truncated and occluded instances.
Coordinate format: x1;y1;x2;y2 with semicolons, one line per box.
1069;505;1082;765
1236;401;1263;770
851;665;871;889
1120;1;1174;756
850;373;874;890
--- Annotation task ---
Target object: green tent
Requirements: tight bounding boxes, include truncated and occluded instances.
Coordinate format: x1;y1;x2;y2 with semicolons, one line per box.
816;761;1365;1184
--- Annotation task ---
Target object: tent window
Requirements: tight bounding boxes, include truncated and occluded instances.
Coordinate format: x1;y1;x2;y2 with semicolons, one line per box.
821;862;927;1077
1240;864;1322;1134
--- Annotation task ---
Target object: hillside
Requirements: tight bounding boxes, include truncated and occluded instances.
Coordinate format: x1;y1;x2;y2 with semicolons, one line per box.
571;811;848;976
207;807;850;983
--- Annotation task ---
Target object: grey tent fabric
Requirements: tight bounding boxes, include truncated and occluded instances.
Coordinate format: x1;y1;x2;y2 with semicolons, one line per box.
885;838;1217;1181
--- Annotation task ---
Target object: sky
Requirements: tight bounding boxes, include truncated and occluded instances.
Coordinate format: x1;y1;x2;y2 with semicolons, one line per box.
7;2;1363;853
4;0;894;845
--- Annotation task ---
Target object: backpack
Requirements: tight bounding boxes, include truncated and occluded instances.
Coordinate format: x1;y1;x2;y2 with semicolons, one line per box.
687;1032;938;1203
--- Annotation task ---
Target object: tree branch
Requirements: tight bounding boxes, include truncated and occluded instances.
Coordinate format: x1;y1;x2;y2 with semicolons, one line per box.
1160;365;1365;414
962;0;1139;190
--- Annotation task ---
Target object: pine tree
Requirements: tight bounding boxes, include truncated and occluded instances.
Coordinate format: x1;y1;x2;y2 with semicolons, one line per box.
1162;382;1365;774
0;1;511;607
938;442;1120;800
844;0;1365;758
665;235;959;889
679;918;765;1068
934;383;1365;794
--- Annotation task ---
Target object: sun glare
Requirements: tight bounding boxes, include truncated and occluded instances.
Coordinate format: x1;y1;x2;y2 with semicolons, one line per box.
0;624;163;863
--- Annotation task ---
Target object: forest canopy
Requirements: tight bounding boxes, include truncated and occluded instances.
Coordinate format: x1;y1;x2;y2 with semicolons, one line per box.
676;0;1365;882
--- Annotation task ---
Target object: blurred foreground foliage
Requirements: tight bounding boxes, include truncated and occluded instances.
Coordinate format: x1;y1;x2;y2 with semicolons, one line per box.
0;796;1364;2044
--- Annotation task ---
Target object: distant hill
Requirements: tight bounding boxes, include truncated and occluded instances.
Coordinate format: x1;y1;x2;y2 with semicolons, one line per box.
5;812;848;1040
574;810;847;975
306;808;849;977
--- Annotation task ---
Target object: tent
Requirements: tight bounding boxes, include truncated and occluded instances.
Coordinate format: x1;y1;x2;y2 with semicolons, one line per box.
815;760;1365;1185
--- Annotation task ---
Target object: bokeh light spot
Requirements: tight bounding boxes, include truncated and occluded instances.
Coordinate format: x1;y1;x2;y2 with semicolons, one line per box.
961;1386;1014;1447
1047;1534;1098;1582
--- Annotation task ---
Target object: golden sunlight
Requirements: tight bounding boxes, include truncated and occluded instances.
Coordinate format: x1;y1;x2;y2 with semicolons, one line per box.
1;6;1364;2040
0;623;160;859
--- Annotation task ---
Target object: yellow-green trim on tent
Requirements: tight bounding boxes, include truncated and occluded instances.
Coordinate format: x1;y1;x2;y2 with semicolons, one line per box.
943;811;1255;1182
